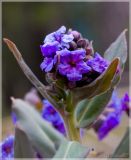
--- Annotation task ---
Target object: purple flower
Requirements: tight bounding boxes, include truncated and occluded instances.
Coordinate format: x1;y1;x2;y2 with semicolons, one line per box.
40;41;59;57
97;113;120;140
40;57;56;72
93;92;123;140
58;49;91;81
87;52;109;73
42;100;66;135
40;26;74;73
0;135;14;159
121;93;130;116
44;26;74;49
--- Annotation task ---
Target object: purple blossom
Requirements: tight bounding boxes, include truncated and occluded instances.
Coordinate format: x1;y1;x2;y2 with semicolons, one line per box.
93;92;124;140
58;49;91;81
42;100;66;135
44;26;74;49
121;93;130;116
40;41;59;57
40;26;74;73
0;135;14;159
87;52;109;73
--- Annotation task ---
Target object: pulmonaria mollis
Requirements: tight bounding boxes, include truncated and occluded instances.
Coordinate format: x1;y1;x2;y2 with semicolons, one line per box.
93;92;130;140
40;26;109;88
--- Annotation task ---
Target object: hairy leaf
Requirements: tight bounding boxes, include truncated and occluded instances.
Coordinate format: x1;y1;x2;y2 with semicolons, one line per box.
12;98;65;158
14;126;35;158
75;88;113;128
104;29;127;69
53;141;90;159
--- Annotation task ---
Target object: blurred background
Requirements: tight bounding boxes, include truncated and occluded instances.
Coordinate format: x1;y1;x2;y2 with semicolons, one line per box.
2;2;129;157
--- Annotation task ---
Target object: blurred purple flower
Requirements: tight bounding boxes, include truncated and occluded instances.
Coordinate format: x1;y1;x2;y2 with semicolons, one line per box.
42;100;66;135
0;135;14;159
58;49;91;81
121;93;131;116
93;92;127;140
87;52;109;73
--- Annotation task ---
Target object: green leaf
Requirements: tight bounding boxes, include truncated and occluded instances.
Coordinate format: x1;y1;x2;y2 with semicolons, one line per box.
75;87;113;128
53;141;90;159
72;58;119;102
104;29;127;69
112;128;129;158
14;126;35;158
12;98;66;158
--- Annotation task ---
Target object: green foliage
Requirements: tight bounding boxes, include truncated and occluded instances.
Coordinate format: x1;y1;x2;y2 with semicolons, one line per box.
72;58;119;102
74;30;128;129
75;87;113;128
53;141;90;159
12;98;65;158
112;128;129;158
14;127;35;158
104;29;127;69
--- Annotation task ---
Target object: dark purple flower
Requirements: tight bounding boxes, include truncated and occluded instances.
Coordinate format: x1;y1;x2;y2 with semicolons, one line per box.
0;135;14;159
97;113;120;140
58;49;91;81
42;100;66;135
93;92;123;140
121;93;130;116
44;26;74;49
87;52;109;73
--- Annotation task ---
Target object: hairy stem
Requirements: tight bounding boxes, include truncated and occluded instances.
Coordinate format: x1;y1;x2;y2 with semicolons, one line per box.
66;113;80;142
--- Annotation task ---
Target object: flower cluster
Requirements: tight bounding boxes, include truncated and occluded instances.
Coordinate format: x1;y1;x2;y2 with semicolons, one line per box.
0;135;14;159
93;92;130;140
40;26;109;87
42;100;66;135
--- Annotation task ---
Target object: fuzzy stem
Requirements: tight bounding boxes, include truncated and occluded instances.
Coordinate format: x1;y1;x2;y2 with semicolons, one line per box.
66;113;80;142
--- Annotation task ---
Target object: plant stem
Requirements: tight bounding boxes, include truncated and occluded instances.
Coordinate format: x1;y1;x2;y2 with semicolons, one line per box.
66;113;80;142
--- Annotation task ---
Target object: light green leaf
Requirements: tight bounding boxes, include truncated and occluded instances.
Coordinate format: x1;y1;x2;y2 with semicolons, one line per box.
75;87;113;128
72;58;119;102
104;29;127;69
112;128;129;158
14;126;35;158
12;98;65;158
53;141;90;159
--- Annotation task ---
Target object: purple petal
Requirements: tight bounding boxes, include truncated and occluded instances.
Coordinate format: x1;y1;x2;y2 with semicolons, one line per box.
40;41;59;57
62;34;74;43
57;49;71;64
56;26;66;34
67;68;82;81
44;32;55;43
58;63;71;75
76;61;92;74
40;58;54;72
71;49;86;63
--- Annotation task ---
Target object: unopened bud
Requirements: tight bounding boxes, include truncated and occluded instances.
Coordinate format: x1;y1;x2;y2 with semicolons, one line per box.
69;41;77;50
71;30;81;41
77;38;89;48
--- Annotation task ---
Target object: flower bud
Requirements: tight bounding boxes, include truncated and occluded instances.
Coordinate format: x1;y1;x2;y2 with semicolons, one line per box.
71;30;81;41
77;38;89;48
69;41;77;50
